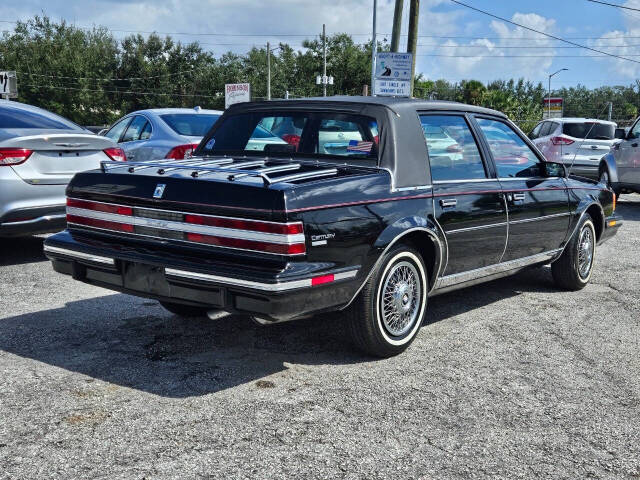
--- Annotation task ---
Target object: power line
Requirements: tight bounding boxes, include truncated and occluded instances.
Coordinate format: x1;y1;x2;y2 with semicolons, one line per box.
20;83;219;98
420;53;640;57
586;0;640;12
449;0;640;64
4;18;640;41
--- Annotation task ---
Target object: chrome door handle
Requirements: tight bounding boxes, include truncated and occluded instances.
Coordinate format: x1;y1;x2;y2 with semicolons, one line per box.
440;198;457;208
512;193;526;201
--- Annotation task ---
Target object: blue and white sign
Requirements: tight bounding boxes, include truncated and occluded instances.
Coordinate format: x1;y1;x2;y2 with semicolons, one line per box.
374;53;412;81
374;79;411;97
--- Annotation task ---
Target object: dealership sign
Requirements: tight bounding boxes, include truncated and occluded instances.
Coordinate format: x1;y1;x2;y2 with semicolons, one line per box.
225;83;250;109
373;53;413;97
543;97;563;119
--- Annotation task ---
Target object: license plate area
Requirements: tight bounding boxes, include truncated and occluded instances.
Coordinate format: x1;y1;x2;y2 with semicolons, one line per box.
121;262;223;307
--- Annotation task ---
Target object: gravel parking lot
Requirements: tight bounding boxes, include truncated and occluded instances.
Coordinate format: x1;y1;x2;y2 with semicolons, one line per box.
1;196;639;480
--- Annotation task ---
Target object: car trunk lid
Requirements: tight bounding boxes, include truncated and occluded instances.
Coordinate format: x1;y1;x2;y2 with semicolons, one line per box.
2;131;115;185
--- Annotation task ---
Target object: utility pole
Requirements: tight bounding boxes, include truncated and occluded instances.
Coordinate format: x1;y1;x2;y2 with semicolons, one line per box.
547;68;567;118
608;101;613;121
371;0;377;96
407;0;419;97
322;24;327;97
391;0;404;52
266;41;271;101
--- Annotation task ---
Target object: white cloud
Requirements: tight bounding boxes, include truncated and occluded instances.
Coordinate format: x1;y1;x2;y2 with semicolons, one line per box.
423;12;556;81
589;0;640;78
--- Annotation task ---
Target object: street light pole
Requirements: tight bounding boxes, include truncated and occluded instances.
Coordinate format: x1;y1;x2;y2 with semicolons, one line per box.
371;0;377;96
322;24;327;97
547;68;567;118
267;41;271;101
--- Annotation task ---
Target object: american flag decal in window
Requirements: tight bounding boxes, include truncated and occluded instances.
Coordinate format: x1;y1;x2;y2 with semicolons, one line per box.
346;140;373;153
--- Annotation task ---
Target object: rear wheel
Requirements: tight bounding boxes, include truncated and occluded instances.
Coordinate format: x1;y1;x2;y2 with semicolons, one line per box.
551;214;596;290
160;301;209;318
348;244;428;358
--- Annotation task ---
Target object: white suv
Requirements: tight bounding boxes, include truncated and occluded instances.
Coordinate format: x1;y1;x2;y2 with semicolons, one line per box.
528;118;618;179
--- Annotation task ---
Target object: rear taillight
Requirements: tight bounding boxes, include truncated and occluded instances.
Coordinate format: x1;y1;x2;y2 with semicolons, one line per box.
281;134;301;150
0;148;33;166
184;214;303;235
103;147;127;162
551;136;574;146
166;143;199;159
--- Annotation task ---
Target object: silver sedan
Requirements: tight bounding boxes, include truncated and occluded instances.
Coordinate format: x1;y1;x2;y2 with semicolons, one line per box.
102;107;222;161
0;100;122;237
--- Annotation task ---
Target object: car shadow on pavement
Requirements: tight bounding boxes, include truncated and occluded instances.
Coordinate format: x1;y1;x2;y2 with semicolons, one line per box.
0;266;556;398
0;236;47;266
616;196;640;221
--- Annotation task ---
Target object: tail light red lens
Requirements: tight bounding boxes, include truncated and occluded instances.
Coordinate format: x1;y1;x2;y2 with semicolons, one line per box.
0;148;33;166
67;198;133;216
184;213;303;235
281;134;301;150
166;143;199;159
551;136;574;146
186;233;306;255
103;147;127;162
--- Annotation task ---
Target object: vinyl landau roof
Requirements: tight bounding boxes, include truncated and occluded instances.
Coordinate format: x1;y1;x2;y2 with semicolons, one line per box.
222;96;508;189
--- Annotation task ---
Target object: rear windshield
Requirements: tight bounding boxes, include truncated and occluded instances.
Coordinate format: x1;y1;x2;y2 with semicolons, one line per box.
563;122;615;140
0;105;80;130
201;112;379;162
160;114;221;136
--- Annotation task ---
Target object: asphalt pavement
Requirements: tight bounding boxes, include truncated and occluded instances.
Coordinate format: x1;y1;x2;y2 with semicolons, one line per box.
1;196;639;479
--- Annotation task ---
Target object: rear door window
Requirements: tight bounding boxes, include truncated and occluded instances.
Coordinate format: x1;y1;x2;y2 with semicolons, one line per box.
105;117;131;143
419;115;487;181
529;123;543;139
539;122;552;137
121;116;148;143
476;118;542;178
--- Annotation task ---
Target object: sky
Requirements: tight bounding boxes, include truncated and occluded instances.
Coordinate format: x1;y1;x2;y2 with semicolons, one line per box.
3;0;640;89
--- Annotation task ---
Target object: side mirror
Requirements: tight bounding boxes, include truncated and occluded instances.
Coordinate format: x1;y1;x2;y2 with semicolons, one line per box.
544;161;567;178
614;128;626;140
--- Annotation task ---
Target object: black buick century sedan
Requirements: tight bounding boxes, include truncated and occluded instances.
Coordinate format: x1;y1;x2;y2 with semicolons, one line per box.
44;97;622;357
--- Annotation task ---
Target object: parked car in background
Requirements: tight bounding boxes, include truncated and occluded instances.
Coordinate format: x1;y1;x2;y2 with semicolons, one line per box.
44;97;621;357
84;125;108;134
529;118;618;179
0;100;124;237
599;116;640;196
103;107;222;161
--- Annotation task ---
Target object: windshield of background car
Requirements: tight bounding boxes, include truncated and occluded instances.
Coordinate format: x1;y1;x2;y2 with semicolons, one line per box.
562;122;615;140
201;112;379;161
160;114;221;136
0;105;81;130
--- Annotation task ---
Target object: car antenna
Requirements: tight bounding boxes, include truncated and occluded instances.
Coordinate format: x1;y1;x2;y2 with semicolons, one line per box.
567;103;611;177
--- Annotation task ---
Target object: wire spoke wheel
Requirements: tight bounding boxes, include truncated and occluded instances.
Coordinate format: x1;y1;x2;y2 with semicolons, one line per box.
380;260;421;337
577;224;594;280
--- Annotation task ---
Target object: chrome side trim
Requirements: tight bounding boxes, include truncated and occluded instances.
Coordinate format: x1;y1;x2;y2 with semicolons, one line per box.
393;184;432;192
435;249;562;290
43;245;115;265
1;214;66;226
341;226;444;310
508;212;571;225
446;221;508;234
498;177;560;181
433;178;497;184
164;268;358;292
